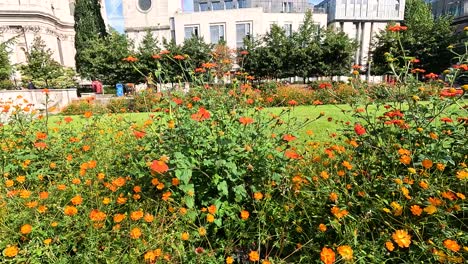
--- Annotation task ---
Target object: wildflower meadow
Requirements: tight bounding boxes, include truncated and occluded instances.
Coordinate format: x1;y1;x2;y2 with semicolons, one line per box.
0;26;467;263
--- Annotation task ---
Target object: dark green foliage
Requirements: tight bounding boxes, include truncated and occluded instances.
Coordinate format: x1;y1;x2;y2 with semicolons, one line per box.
20;37;63;88
0;39;13;82
74;0;107;73
371;0;457;74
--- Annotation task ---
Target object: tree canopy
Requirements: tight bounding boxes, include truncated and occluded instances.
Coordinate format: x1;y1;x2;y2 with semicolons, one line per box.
371;0;457;74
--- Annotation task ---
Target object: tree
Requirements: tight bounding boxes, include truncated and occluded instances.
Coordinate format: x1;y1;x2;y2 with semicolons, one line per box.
20;36;63;88
0;39;13;81
291;10;322;82
318;29;356;77
136;30;161;76
78;30;136;85
74;0;107;74
371;0;456;74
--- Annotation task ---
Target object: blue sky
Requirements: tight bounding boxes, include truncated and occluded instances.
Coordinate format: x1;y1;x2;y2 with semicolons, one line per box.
107;1;322;33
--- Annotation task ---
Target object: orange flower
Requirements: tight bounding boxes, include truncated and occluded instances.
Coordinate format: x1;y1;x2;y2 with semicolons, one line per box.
248;250;260;262
282;134;297;142
208;205;217;214
20;224;32;235
226;256;234;264
424;205;437;214
144;213;154;223
83;111;92;118
198;227;207;236
320;247;335;264
400;155;411;165
150;160;169;174
89;209;106;222
64;206;78;216
331;206;348;219
329;192;338;202
392;230;411;248
36;132;47;140
122;56;138;62
191;107;211;122
285;149;301;159
113;213;126;223
240;210;250;220
181;232;190;241
318;223;327;232
443;239;460;252
410;205;422;216
130;210;144;221
172;178;180;186
130;227;142;239
173;54;185;60
71;195;83;205
206;214;215;223
337;245;353;261
421;159;433;169
239;116;254;125
253;192;264;200
342;161;353;170
162;191;171;201
385;241;395;251
39;191;49;199
456;170;467;180
3;245;19;258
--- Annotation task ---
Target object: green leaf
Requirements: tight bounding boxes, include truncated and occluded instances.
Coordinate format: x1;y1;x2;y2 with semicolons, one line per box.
217;181;229;196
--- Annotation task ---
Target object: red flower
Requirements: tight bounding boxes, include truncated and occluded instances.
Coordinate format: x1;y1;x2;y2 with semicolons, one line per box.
239;50;249;55
285;149;301;159
133;130;146;139
34;142;47;149
239;117;254;125
288;100;298;106
354;123;366;136
152;54;161;59
424;73;438;80
172;98;183;105
318;82;332;89
191;107;211;122
160;50;170;55
173;54;185;60
388;25;408;32
282;134;297;142
64;116;73;123
440;117;453;123
150;160;169;174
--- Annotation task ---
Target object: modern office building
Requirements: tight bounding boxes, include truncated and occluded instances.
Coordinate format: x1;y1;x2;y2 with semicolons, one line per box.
123;0;325;49
316;0;406;67
173;6;327;48
429;0;468;31
0;0;76;71
193;0;312;13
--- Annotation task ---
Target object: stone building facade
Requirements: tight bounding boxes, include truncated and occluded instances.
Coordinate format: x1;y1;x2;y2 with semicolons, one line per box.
0;0;76;78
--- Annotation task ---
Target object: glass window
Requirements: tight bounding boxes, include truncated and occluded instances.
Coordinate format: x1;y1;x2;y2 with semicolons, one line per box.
282;2;293;12
210;24;225;44
138;0;152;11
236;23;251;48
200;2;209;11
212;1;223;10
283;23;292;37
225;0;234;9
238;0;247;8
184;26;199;40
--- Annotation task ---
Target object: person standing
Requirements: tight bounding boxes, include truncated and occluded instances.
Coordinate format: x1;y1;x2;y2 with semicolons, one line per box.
27;80;36;89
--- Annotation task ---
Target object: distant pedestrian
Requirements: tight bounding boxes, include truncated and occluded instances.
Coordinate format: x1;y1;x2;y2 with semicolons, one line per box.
27;80;36;90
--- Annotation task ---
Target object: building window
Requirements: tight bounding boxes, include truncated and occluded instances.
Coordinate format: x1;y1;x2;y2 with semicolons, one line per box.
283;23;292;37
210;24;225;44
236;23;251;48
212;1;223;10
225;0;234;9
138;0;152;11
184;26;199;40
200;2;209;11
282;2;293;12
238;0;247;8
395;0;400;11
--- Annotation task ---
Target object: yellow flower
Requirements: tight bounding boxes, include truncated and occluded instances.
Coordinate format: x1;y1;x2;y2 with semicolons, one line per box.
424;205;437;215
43;238;52;245
456;170;467;180
206;214;215;223
20;224;32;235
392;230;412;248
198;227;207;236
337;245;353;260
408;168;416;174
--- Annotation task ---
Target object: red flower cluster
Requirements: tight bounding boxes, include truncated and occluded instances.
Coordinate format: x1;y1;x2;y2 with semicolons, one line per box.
318;82;332;89
354;124;366;136
388;25;408;32
425;73;438;80
191;107;211;122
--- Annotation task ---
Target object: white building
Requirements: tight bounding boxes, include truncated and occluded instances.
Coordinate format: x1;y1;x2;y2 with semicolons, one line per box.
122;0;183;46
0;0;76;72
173;7;327;48
122;0;326;49
316;0;405;67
